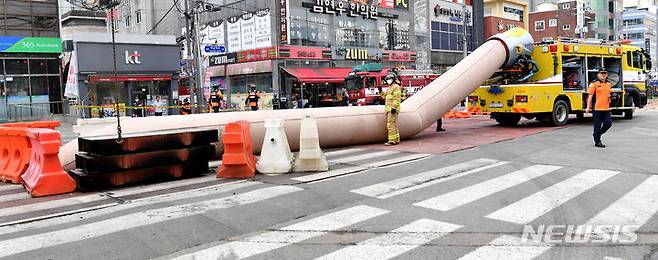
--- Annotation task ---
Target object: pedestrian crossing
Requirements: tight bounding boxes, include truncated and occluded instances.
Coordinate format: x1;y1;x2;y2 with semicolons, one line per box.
0;147;657;259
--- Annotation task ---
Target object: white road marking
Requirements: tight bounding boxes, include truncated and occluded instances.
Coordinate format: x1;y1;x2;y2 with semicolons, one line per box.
458;235;552;260
0;174;222;218
316;219;462;260
170;205;390;260
329;151;400;164
359;153;431;168
0;192;31;203
487;169;619;224
292;154;431;183
0;185;23;192
586;175;658;227
324;148;365;157
414;165;562;211
0;185;302;258
351;159;502;199
292;166;367;182
0;181;259;234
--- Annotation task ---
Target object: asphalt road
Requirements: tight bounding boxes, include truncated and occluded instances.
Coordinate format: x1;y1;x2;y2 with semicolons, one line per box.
2;109;658;260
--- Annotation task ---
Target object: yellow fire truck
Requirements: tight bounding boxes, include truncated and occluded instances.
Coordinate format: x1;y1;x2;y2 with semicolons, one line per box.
468;38;652;126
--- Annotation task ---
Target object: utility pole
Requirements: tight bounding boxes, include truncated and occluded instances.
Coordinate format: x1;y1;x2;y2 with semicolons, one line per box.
462;3;468;59
183;0;196;112
193;10;205;113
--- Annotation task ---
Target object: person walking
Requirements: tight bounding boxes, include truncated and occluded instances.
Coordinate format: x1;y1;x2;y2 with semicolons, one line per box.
586;68;612;148
384;73;403;146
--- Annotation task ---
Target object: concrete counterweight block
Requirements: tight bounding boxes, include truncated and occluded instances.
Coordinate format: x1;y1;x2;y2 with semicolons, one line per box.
293;115;328;172
256;118;294;174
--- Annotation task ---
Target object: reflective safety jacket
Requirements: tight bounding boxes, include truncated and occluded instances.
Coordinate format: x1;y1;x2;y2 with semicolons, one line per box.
245;93;260;108
384;83;402;112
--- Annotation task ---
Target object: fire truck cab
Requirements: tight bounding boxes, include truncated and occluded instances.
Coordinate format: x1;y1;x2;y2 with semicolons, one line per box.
344;63;439;106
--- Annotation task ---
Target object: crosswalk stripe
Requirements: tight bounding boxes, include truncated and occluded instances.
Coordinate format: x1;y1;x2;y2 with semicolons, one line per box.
486;169;619;224
329;151;400;164
351;159;502;199
171;205;390;260
0;174;222;218
414;165;562;211
0;192;31;203
315;219;462;260
0;181;260;234
457;235;552;259
586;175;658;227
0;185;302;258
324;148;365;157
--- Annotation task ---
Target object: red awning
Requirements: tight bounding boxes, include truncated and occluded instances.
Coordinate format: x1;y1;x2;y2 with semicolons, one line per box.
88;75;172;82
283;67;353;84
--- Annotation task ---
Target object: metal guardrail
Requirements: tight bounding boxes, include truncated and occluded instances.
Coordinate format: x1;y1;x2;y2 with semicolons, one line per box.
5;101;68;122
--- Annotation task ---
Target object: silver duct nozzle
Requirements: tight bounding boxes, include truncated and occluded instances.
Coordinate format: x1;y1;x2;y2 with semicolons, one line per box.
487;28;534;68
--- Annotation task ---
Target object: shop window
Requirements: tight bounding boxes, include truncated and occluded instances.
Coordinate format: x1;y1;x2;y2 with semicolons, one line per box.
125;15;131;27
335;15;377;48
4;59;28;75
48;76;62;101
29;59;48;75
30;76;48;96
289;8;330;47
47;59;59;74
6;77;29;97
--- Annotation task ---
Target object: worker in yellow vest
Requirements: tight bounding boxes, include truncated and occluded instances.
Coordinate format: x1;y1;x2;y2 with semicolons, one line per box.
384;73;403;146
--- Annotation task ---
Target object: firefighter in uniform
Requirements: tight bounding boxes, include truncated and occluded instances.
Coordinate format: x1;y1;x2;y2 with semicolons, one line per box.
208;89;223;113
245;85;260;111
384;73;403;146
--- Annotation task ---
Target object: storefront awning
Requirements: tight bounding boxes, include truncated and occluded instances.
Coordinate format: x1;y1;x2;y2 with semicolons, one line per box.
283;68;353;84
88;75;172;82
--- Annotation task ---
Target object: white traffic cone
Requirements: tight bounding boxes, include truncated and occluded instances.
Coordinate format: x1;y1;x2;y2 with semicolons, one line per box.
293;114;328;172
256;118;294;174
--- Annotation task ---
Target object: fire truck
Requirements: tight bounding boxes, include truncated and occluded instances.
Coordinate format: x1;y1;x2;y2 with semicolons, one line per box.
468;38;652;126
344;63;440;106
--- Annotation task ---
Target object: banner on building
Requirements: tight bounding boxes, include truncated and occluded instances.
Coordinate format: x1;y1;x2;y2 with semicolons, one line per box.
64;52;79;98
280;0;290;44
0;36;62;53
254;9;272;48
240;12;256;51
227;16;242;52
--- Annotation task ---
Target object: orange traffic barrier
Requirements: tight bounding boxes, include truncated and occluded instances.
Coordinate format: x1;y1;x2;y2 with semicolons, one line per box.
217;121;257;179
443;110;471;119
0;120;61;130
21;128;77;197
0;127;31;184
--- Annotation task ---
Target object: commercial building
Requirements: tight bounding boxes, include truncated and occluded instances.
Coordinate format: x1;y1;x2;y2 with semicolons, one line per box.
197;0;440;109
1;0;62;121
483;0;528;39
428;0;485;71
590;0;623;40
63;33;180;118
621;7;657;60
528;1;594;40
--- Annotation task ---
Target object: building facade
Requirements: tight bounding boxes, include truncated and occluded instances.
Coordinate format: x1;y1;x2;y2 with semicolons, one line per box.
63;33;180;118
193;0;482;110
528;1;594;41
483;0;528;39
590;0;623;40
622;8;657;60
1;0;62;121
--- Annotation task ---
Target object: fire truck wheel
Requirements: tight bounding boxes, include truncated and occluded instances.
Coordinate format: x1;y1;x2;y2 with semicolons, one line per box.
551;100;570;126
494;114;521;126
